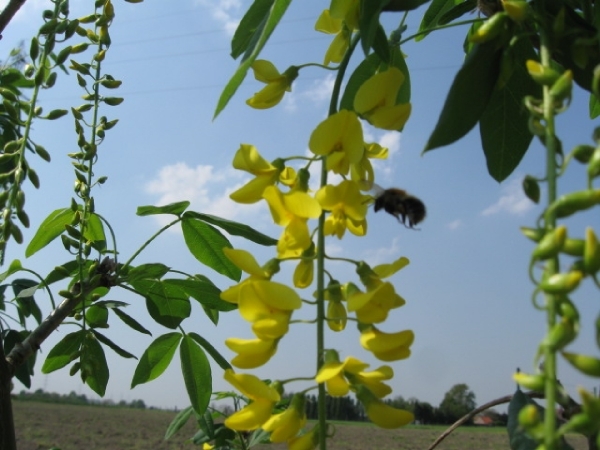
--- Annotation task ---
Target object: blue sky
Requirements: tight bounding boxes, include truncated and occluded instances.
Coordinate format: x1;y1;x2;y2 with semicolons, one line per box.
1;0;599;412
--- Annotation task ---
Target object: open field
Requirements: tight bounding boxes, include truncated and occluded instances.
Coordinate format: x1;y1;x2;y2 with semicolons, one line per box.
13;400;590;450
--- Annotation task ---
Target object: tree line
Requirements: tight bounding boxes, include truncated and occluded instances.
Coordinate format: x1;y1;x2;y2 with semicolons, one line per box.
12;389;148;409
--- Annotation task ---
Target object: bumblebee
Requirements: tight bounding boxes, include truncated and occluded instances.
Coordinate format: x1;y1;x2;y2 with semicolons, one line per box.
373;187;426;229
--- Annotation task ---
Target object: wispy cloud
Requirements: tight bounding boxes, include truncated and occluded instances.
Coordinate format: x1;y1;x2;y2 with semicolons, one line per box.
481;177;535;216
195;0;242;35
447;219;462;230
364;237;401;266
143;162;263;224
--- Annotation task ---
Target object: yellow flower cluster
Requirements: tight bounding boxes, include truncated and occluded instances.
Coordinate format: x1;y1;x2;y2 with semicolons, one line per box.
220;0;416;445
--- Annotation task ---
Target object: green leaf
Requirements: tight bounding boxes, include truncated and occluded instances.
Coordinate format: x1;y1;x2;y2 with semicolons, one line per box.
92;330;137;359
113;307;152;336
26;208;74;257
4;330;35;388
12;278;42;325
423;41;502;153
164;277;235;312
0;259;22;283
231;0;275;59
480;39;538;182
214;0;293;119
438;0;478;25
165;406;194;440
183;211;277;246
136;201;190;216
181;218;241;281
590;93;600;119
131;279;191;329
131;332;182;388
359;0;388;57
42;331;85;374
94;300;129;309
81;334;109;396
127;263;171;282
83;212;106;251
180;335;212;415
416;0;455;41
189;332;232;371
43;260;79;285
507;389;574;450
85;304;109;328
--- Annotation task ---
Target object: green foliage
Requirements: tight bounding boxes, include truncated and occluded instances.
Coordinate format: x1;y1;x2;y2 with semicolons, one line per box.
131;333;182;388
438;383;476;423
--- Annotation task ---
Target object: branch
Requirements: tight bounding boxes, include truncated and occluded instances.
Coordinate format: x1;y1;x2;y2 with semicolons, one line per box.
427;391;545;450
0;0;27;38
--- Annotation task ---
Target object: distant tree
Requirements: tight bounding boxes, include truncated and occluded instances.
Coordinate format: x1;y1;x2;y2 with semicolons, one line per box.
438;384;476;424
413;400;435;424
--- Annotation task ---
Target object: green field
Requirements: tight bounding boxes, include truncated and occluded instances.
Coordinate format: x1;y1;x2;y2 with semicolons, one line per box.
12;400;589;450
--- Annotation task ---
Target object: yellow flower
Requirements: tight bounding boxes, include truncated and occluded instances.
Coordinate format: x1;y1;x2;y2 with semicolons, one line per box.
352;365;394;398
202;444;214;450
263;185;321;258
288;425;319;450
293;256;314;289
225;337;278;369
224;369;280;430
356;385;414;429
237;280;302;340
315;353;369;396
316;180;369;238
354;68;412;131
315;10;349;66
373;256;410;279
309;110;364;175
246;60;298;109
326;299;347;331
360;326;414;361
347;282;405;323
262;393;307;442
220;249;272;305
230;144;281;203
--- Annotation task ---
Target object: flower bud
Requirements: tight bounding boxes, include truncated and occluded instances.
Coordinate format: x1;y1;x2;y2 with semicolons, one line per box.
561;351;600;377
539;271;583;294
522;175;540;203
502;0;530;21
543;318;577;351
583;227;600;274
571;144;595;163
513;371;545;392
547;189;600;219
470;12;509;43
587;147;600;179
532;225;566;260
526;60;560;86
549;70;573;103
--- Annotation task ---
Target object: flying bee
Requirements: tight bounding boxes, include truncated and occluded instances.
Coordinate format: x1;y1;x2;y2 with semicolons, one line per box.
372;186;426;229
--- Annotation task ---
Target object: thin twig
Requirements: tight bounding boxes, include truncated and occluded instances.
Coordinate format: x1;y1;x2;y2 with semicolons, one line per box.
427;391;545;450
0;0;27;38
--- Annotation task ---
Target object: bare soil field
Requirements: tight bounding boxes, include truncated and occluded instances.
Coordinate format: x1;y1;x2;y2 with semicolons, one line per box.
12;400;589;450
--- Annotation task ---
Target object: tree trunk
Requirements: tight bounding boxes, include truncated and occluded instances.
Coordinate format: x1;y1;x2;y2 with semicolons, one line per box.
0;338;17;450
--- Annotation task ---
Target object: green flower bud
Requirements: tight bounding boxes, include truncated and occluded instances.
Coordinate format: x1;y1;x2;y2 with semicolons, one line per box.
513;371;545;391
521;227;544;242
587;147;600;179
539;271;583;294
549;70;573;103
544;318;577;351
561;352;600;377
562;238;585;256
583;227;600;274
526;60;560;86
532;226;567;260
502;0;530;21
547;189;600;219
571;144;595;163
470;12;509;43
522;175;540;203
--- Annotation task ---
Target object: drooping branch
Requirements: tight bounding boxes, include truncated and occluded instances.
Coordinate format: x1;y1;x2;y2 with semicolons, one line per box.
0;0;27;38
427;391;545;450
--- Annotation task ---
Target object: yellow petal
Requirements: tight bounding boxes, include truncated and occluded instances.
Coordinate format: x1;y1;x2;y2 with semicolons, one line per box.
225;398;275;430
263;185;291;226
315;361;344;383
284;191;322;219
354;68;404;114
323;30;350;65
367;103;412;131
277;218;312;258
314;9;342;34
250;280;302;310
247;81;288;109
252;313;291;340
251;60;282;83
232;144;275;174
373;256;410;279
326;374;351;396
308;110;363;162
223;248;266;277
230;175;278;204
360;328;414;353
224;369;280;401
293;259;314;289
367;401;414;429
226;338;277;368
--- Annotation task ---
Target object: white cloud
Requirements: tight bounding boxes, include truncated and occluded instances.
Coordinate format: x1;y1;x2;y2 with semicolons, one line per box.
481;177;534;217
195;0;241;35
364;237;401;266
447;219;462;230
302;74;335;104
143;162;264;224
378;131;401;157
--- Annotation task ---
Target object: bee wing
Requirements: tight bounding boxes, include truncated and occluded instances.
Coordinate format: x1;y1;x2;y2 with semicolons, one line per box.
369;183;385;197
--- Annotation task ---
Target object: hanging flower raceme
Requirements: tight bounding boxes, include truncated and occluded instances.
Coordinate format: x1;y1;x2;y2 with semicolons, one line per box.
309;110;364;175
262;393;307;442
230;144;288;203
246;60;299;109
360;326;414;361
263;185;322;258
316;180;370;238
224;369;281;431
354;67;412;131
355;385;414;429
